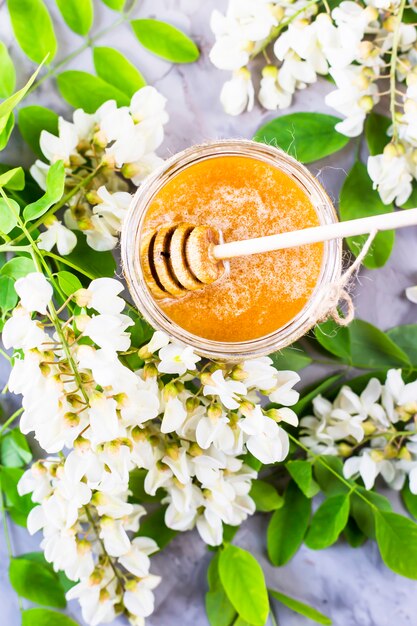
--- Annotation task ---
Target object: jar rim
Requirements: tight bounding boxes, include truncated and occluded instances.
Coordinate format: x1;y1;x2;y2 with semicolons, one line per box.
121;139;342;360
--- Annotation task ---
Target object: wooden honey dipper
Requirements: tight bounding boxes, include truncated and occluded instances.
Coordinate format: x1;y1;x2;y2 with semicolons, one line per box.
141;208;417;299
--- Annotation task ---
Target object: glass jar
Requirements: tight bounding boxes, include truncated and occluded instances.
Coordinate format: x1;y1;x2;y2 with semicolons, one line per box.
121;139;342;360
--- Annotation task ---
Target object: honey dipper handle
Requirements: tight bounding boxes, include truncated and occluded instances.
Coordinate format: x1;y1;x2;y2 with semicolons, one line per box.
212;207;417;260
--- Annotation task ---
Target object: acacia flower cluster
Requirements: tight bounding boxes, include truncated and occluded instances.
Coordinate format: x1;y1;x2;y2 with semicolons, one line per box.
30;86;168;253
209;0;417;206
300;369;417;492
5;272;300;624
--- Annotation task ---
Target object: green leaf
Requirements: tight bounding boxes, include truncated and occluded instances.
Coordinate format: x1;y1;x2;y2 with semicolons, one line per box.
100;0;124;9
131;19;200;63
402;482;417;520
22;609;79;626
269;589;332;625
305;493;350;549
254;113;350;163
270;344;312;371
57;71;129;113
344;517;366;548
292;375;342;416
0;166;25;190
249;479;283;512
0;466;34;525
0;112;14;151
9;557;67;607
18;105;59;158
23;161;65;221
351;489;392;539
340;161;394;269
0;275;18;312
0;42;16;98
365;113;390;156
56;270;82;297
315;319;351;362
387;325;417;366
0;63;43;128
7;0;57;64
93;47;146;98
65;234;116;278
348;319;411;369
56;0;94;36
206;589;237;626
286;460;320;498
0;429;32;467
313;456;350;496
267;481;311;566
0;196;19;234
0;256;36;279
218;545;269;626
375;511;417;579
136;506;177;550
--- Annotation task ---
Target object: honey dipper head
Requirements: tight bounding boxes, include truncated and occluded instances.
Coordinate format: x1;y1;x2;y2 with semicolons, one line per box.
140;222;225;299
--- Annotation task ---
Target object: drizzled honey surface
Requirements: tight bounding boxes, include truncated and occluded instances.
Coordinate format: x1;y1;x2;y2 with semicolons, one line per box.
142;155;324;342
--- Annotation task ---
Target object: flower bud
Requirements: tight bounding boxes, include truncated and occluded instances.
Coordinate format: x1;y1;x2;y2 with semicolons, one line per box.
121;162;143;179
188;442;203;457
382;15;397;32
362;420;376;435
358;95;374;112
175;381;185;394
270;4;284;20
99;588;111;603
398;446;412;461
63;412;80;428
383;142;404;158
163;382;179;401
85;190;102;205
370;449;385;462
200;372;213;386
39;362;51;377
93;129;107;149
186;397;200;412
66;393;85;410
73;288;91;308
230;365;248;381
74;435;91;452
358;41;375;60
364;5;378;21
165;444;180;460
138;345;152;360
208;403;222;420
89;567;105;585
338;443;353;457
31;460;48;476
143;363;158;379
384;444;398;459
239;400;254;417
131;426;146;442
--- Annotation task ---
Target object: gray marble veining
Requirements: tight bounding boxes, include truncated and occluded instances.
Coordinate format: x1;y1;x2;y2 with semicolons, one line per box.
1;1;417;625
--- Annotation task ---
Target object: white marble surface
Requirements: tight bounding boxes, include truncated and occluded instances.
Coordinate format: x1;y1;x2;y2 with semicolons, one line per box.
1;1;417;625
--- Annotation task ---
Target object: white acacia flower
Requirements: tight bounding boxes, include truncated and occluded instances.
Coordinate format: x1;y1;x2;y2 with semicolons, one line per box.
239;405;290;464
99;516;131;557
123;574;161;619
269;370;300;406
118;537;158;578
196;414;235;451
88;394;120;445
38;217;77;256
83;313;134;353
3;308;49;350
15;272;53;315
258;66;292;110
125;152;165;185
335;378;387;425
220;68;255;116
39;117;79;165
406;285;417;303
367;147;413;205
146;330;170;354
75;277;125;315
130;86;168;127
226;0;278;41
30;160;50;190
157;343;201;375
382;369;417;422
203;370;247;410
84;215;118;251
343;449;400;490
161;396;187;433
92;186;132;233
196;507;224;546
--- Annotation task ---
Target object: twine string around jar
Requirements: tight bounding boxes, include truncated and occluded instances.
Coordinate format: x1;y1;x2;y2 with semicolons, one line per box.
315;230;378;327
